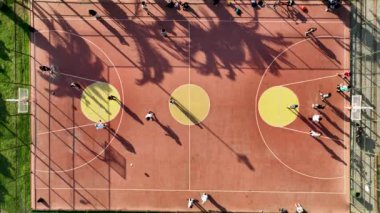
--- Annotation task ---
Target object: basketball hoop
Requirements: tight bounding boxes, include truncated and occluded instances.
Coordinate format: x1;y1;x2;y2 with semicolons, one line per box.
350;95;373;121
5;88;29;113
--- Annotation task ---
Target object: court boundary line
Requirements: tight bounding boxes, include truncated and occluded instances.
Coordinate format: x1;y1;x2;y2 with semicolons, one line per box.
34;16;349;24
33;29;348;196
34;187;345;194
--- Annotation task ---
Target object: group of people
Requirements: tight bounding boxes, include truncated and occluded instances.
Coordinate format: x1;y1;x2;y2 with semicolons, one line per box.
314;71;350;138
287;71;351;139
187;193;209;208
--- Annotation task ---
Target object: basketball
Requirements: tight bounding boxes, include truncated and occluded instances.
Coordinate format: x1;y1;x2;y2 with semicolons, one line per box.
300;5;308;12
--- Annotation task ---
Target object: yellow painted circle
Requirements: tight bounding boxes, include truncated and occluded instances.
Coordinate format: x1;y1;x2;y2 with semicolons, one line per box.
258;86;299;127
80;82;121;122
169;84;210;125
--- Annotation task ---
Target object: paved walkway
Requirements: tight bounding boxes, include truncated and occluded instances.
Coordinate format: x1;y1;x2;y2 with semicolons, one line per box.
350;0;380;212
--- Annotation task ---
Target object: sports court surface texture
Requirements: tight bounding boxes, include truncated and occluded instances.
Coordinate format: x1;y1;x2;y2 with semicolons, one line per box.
30;0;351;212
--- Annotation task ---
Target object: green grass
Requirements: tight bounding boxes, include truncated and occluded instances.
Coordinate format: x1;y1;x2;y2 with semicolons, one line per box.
378;159;380;211
0;0;30;212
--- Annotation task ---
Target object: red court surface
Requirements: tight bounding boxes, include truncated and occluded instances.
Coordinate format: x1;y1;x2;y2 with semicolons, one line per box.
30;0;351;212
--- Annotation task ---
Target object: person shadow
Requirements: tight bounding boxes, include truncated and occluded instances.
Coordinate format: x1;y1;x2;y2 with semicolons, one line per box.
209;195;227;212
193;199;208;212
154;116;182;146
108;127;136;154
109;96;144;125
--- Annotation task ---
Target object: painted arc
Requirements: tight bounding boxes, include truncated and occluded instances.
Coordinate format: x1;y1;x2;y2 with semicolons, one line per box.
169;84;210;125
81;82;121;122
258;86;299;127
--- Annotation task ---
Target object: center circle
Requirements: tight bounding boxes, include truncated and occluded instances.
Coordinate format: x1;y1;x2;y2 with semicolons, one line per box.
169;84;210;125
81;82;121;122
258;86;299;127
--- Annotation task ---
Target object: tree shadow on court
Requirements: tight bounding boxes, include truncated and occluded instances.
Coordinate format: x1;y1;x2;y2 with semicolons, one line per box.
209;195;227;212
188;3;293;80
108;127;136;154
33;9;107;99
154;116;182;146
97;1;292;84
98;1;174;86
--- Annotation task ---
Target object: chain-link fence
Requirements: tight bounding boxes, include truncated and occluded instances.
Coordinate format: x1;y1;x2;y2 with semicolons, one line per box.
350;0;380;212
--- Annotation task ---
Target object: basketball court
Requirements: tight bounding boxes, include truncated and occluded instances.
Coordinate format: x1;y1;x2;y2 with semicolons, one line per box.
30;0;351;212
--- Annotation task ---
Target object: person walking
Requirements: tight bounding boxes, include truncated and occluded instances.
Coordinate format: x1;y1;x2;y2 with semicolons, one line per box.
310;114;322;122
200;193;208;204
312;103;325;109
88;9;100;19
39;65;51;72
70;82;83;90
95;120;107;130
182;2;190;11
309;130;321;138
108;95;118;101
288;104;298;109
295;203;305;213
161;28;168;37
187;198;194;208
336;84;351;93
320;92;331;101
337;70;350;79
287;0;295;6
141;1;152;15
169;97;176;104
145;111;155;121
305;27;317;37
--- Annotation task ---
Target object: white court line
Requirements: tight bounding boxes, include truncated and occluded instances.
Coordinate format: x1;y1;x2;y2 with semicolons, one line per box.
279;126;344;142
37;123;95;136
188;22;191;190
58;71;104;83
34;17;347;24
276;74;338;87
34;187;345;194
